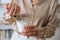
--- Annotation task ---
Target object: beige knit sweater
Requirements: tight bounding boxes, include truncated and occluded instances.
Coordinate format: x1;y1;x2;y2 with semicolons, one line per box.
5;0;58;39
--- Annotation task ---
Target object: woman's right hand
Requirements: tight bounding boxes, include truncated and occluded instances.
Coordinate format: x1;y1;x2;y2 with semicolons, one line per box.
4;3;21;16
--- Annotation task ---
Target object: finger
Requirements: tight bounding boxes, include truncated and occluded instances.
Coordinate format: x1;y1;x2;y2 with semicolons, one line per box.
24;25;36;32
12;4;18;16
29;32;36;36
31;27;37;32
7;3;12;13
27;27;37;32
24;25;29;29
23;29;30;33
22;32;36;36
16;5;20;16
9;3;15;15
18;6;21;15
23;28;37;33
26;25;36;30
8;3;12;9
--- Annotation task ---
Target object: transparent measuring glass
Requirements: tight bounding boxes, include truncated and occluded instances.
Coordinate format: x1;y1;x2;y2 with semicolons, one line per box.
15;16;31;38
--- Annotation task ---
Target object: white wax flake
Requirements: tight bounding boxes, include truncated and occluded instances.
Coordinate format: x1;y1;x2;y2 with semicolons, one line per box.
5;14;11;19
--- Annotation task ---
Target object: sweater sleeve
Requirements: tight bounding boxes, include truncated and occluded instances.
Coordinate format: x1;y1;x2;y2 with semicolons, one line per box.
36;0;58;38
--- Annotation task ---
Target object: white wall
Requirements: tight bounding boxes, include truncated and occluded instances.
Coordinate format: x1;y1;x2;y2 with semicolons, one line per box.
1;0;11;4
0;7;4;20
58;0;60;4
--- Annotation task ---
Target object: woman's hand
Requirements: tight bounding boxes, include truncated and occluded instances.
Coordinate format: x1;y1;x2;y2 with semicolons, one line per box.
21;25;38;36
4;3;21;16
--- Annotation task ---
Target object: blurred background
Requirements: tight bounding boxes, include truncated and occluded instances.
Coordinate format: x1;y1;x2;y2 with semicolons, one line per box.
0;0;60;40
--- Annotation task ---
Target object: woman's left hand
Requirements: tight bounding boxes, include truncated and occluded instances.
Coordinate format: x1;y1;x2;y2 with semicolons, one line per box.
21;25;38;36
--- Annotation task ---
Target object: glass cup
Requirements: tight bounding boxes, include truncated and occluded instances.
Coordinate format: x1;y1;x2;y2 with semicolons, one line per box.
16;20;30;38
16;21;29;33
